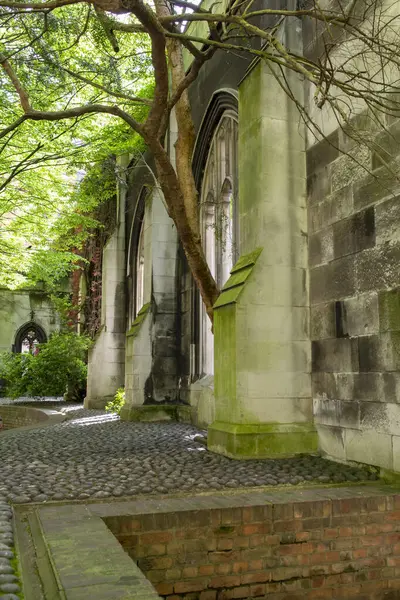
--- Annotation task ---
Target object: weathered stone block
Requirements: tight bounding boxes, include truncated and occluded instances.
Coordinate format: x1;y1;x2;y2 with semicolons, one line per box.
361;402;400;436
339;400;360;429
312;338;359;373
371;119;400;168
382;373;400;403
317;424;346;460
309;229;334;266
376;195;400;244
245;371;311;399
306;131;340;174
310;254;357;304
238;340;310;374
313;398;360;429
313;397;337;427
310;302;336;340
248;306;309;342
359;332;400;372
356;242;400;294
333;149;371;195
343;292;379;337
352;373;381;402
332;207;375;259
335;373;354;400
344;428;393;470
307;166;331;206
358;335;385;372
379;289;400;332
308;186;353;234
241;397;313;424
354;157;400;210
312;372;337;399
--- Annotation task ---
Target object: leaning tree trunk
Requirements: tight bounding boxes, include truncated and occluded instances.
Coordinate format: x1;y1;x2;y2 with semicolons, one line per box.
145;135;219;321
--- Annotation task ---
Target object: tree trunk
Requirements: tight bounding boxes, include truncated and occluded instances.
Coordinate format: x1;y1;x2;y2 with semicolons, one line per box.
146;136;219;321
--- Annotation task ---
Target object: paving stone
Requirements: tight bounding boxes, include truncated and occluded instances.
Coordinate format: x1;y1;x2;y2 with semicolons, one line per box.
0;574;17;583
0;583;20;593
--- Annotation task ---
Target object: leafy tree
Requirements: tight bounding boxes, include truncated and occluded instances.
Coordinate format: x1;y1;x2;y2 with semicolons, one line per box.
0;0;399;318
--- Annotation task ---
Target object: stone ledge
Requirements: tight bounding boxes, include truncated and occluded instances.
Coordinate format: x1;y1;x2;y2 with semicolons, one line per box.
26;504;161;600
208;421;318;459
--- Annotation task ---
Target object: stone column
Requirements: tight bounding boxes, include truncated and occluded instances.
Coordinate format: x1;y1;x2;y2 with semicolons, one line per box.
85;156;128;409
208;30;316;457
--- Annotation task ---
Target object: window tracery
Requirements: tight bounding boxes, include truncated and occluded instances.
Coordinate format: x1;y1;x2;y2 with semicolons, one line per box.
199;111;238;376
14;322;46;354
135;218;145;316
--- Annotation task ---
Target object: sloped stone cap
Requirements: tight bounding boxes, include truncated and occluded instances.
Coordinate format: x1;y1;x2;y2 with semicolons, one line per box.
213;247;263;309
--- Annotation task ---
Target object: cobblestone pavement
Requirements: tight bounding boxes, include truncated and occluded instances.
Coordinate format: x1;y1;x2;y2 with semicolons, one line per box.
0;400;381;598
0;403;378;506
0;498;20;599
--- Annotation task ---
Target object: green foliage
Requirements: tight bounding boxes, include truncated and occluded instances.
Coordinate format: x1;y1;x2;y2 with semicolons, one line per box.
105;387;125;415
0;4;153;290
0;352;33;399
0;332;92;398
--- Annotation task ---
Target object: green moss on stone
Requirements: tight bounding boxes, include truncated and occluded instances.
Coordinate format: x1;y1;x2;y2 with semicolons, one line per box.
126;302;151;338
380;468;400;485
379;289;400;332
231;247;263;274
213;248;263;309
208;421;318;459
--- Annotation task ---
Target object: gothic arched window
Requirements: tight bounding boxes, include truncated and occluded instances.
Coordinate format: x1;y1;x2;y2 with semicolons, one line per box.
135;218;145;316
14;322;47;354
199;111;239;376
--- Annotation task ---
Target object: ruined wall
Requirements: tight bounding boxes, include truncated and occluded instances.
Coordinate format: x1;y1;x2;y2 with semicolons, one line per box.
0;288;60;353
85;156;127;409
309;118;400;472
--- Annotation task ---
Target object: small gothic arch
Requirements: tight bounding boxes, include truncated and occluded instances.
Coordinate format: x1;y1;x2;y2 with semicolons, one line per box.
14;322;47;354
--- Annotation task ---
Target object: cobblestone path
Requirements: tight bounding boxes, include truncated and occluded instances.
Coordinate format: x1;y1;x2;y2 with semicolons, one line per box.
0;404;377;506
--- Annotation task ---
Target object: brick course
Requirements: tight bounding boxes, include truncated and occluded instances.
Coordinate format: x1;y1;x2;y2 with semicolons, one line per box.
104;490;400;599
0;405;51;429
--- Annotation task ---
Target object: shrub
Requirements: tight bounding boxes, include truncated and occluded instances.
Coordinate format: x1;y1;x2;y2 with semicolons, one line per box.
0;332;91;399
0;352;33;398
105;387;125;414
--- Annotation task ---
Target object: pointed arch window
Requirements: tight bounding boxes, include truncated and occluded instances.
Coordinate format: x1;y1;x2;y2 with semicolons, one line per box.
14;322;47;355
199;111;239;376
135;218;145;316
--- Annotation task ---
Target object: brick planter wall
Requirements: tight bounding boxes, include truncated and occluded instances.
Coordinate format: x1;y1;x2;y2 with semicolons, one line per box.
0;405;64;430
103;489;400;600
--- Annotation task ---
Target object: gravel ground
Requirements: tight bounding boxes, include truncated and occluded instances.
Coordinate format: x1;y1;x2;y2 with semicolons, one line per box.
0;404;378;505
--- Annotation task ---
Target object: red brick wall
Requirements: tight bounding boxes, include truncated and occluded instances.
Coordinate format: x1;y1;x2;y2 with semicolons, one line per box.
104;493;400;600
